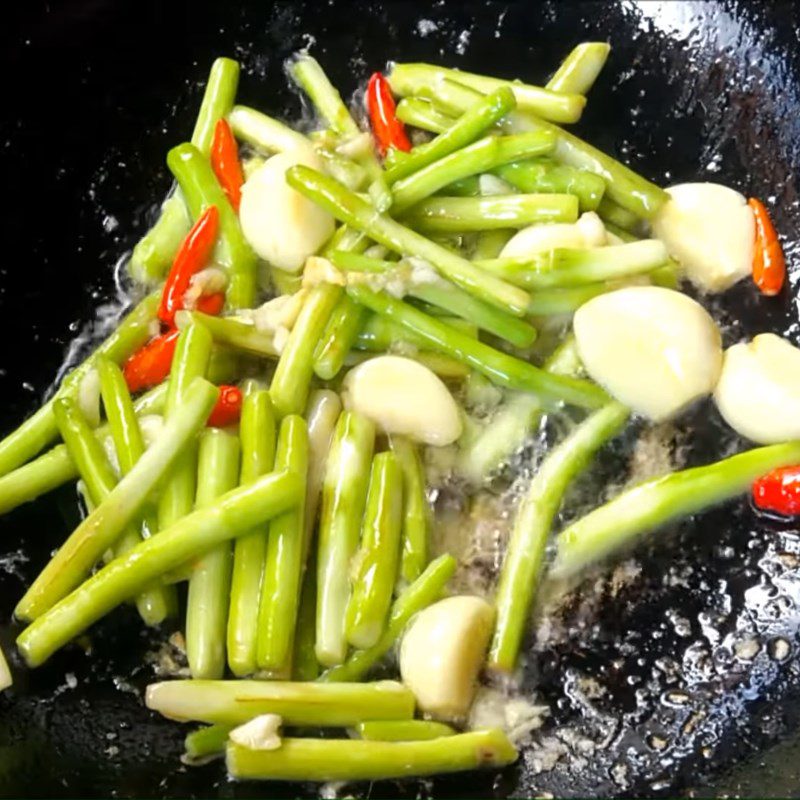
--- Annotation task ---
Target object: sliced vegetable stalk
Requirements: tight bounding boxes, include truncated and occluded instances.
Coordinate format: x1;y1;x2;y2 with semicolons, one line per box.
546;43;611;95
494;160;606;212
354;720;456;741
177;310;278;359
185;724;231;761
292;563;320;681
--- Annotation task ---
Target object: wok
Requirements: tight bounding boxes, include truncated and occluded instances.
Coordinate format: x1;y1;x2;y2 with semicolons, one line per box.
1;1;799;796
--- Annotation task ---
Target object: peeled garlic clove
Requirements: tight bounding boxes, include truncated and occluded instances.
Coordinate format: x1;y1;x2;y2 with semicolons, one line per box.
342;356;462;446
229;714;282;751
714;333;800;443
239;150;335;273
651;182;754;293
574;286;722;421
399;596;495;722
500;211;606;259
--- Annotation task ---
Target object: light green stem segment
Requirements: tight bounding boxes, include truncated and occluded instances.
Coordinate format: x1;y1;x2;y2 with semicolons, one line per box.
526;284;610;316
402;193;579;233
167;142;257;309
96;359;177;624
390;131;556;213
472;229;514;260
257;416;309;675
177;310;278;359
597;195;642;232
550;441;800;581
286;165;531;316
321;553;456;682
270;284;341;417
354;720;456;742
0;293;159;479
228;383;277;677
17;467;301;667
386;87;516;183
474;239;669;290
346;285;607;410
292;564;320;681
312;295;368;380
185;724;231;760
389;436;429;584
546;43;611;94
157;322;213;538
395;97;455;136
388;62;585;123
129;58;239;284
345;453;403;650
0;645;11;692
226;729;517;782
228;105;315;155
0;384;167;517
315;411;375;667
186;428;241;680
15;378;220;624
489;402;629;673
145;679;414;727
353;311;477;353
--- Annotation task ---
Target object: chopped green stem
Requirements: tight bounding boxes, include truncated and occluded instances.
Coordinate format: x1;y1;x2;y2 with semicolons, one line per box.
489;402;629;672
15;378;219;623
321;553;456;682
494;160;606;212
402;193;579;233
17;466;300;667
228;383;277;677
389;437;429;584
186;429;241;679
270;284;341;417
346;285;607;409
257;416;309;674
472;229;514;260
345;453;403;649
292;563;320;681
546;43;611;94
315;411;375;666
395;97;455;135
146;679;414;726
167;143;257;309
355;720;456;742
286;165;531;315
526;284;611;315
228;106;315;155
191;57;241;156
176;311;278;359
551;441;800;581
353;313;477;351
185;725;231;760
313;295;368;380
597;195;643;232
388;62;585;123
0;645;10;692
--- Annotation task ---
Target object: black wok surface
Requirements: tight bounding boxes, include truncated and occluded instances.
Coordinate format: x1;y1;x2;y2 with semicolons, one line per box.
1;1;800;797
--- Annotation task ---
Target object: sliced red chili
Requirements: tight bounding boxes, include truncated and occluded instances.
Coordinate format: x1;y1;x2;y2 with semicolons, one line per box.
211;118;245;211
122;329;180;393
366;71;411;157
207;384;243;427
748;197;786;297
752;465;800;516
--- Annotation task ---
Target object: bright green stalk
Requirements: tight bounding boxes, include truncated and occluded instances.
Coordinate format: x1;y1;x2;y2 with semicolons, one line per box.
176;310;278;359
270;284;341;417
389;437;429;585
597;195;643;232
526;284;610;315
129;58;239;284
317;149;369;191
228;383;277;677
226;729;516;781
550;441;800;581
157;322;213;538
343;350;470;380
475;239;669;290
167;142;257;309
388;62;585;123
489;402;629;672
270;264;304;296
146;679;414;726
355;720;456;742
0;293;159;479
321;553;456;682
395;97;454;135
257;416;309;674
315;411;375;666
493;159;606;212
286;165;531;315
292;564;320;681
390;131;555;213
17;466;301;667
207;347;242;384
402;193;579;233
473;229;514;260
185;725;231;760
354;313;477;352
386;88;516;183
228;105;315;155
15;378;219;623
546;43;611;94
345;453;403;649
442;175;481;197
312;296;368;380
186;429;241;679
346;285;607;410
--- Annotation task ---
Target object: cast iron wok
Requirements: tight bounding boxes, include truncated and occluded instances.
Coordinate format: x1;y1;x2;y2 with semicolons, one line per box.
1;1;800;796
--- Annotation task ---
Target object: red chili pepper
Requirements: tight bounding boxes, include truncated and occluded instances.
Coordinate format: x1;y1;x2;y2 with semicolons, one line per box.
207;385;243;427
158;206;220;327
748;197;786;296
211;118;245;211
366;72;411;157
752;465;800;516
122;329;180;393
194;291;226;316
